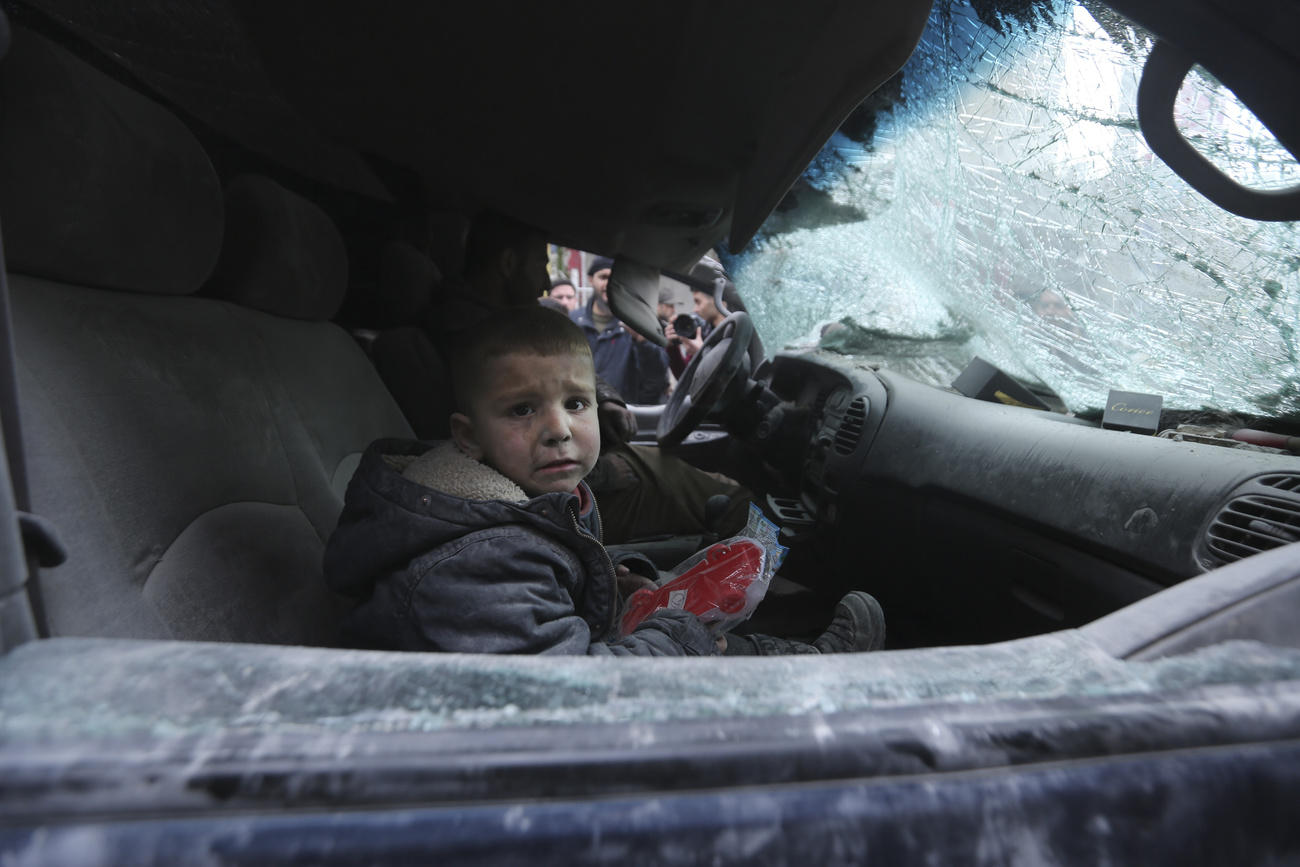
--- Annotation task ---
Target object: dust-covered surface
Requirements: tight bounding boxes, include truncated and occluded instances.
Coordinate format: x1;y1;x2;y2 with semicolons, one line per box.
2;634;1299;740
4;634;1300;864
724;0;1300;416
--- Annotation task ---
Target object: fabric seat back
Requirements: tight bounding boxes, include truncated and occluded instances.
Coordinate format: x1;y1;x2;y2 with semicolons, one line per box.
0;27;410;644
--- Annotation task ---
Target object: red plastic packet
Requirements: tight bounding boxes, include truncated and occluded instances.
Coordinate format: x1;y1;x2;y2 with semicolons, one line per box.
620;538;770;636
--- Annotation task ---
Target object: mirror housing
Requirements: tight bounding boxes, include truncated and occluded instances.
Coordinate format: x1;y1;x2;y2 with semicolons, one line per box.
607;257;668;347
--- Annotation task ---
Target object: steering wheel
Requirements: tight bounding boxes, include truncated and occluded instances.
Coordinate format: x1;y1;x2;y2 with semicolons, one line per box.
657;311;755;446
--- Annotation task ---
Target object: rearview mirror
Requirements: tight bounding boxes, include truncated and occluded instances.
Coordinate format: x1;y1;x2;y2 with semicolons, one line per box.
607;258;668;347
1137;39;1300;221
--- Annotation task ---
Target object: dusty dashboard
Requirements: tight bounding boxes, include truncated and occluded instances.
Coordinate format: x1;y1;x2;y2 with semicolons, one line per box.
764;352;1300;644
764;353;889;520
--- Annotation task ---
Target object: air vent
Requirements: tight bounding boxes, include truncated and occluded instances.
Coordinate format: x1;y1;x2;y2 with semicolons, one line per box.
811;389;830;422
833;397;868;455
1259;473;1300;493
1205;494;1300;564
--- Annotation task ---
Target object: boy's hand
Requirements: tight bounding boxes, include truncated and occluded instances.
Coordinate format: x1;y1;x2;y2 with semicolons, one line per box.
615;564;657;600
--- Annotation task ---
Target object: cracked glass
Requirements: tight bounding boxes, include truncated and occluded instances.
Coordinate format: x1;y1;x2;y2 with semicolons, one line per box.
723;0;1300;419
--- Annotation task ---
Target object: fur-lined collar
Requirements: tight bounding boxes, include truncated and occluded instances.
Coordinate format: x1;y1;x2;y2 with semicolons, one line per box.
398;441;529;503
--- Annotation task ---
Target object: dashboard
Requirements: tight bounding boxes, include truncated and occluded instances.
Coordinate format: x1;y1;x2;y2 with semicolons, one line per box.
757;353;1300;645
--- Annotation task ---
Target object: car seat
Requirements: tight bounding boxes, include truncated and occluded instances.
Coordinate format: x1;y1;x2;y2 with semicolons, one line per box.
0;26;410;645
364;240;455;440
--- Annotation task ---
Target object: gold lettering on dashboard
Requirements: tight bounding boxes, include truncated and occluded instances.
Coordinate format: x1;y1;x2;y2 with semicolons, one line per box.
1109;402;1153;415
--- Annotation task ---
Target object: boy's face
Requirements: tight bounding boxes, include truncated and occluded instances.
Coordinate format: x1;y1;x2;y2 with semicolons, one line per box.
451;350;600;497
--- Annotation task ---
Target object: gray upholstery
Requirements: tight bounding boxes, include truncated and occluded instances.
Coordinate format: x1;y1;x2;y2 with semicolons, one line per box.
367;241;454;440
3;26;412;644
237;307;415;509
204;174;349;320
374;240;441;327
371;325;454;441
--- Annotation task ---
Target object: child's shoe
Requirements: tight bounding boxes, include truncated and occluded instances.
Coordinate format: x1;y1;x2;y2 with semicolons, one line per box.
724;591;886;655
812;591;886;653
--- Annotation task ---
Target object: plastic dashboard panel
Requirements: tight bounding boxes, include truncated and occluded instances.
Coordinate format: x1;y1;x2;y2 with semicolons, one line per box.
842;370;1297;572
770;356;1300;642
768;354;890;509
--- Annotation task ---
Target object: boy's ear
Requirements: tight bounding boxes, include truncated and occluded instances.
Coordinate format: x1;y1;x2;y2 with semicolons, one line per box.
450;412;484;460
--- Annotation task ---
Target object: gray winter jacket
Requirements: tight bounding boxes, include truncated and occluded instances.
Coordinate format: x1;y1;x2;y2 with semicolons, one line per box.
324;439;719;656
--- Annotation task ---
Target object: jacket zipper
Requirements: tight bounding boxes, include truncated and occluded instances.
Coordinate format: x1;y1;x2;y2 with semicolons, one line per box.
590;493;604;544
570;504;619;638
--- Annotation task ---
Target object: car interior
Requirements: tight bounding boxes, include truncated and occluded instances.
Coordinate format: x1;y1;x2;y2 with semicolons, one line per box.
3;2;1300;858
2;27;412;645
1;0;1299;664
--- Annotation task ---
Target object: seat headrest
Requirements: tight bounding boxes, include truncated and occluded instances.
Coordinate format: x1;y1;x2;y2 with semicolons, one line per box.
373;240;441;327
0;27;224;294
204;174;348;321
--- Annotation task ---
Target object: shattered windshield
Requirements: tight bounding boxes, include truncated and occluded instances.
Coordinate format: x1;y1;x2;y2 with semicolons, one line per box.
723;0;1300;417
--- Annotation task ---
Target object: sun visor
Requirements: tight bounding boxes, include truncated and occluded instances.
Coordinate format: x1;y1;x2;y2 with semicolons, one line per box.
607;258;668;348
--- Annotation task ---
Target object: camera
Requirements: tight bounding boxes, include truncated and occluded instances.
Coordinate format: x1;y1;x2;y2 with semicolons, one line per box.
672;313;698;340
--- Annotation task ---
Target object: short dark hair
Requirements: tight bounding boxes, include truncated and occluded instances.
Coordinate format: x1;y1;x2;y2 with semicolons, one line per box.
463;210;542;276
688;254;746;315
449;306;592;413
550;277;575;291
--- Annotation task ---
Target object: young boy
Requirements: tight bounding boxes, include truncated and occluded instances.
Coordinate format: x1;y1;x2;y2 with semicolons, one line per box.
325;305;884;655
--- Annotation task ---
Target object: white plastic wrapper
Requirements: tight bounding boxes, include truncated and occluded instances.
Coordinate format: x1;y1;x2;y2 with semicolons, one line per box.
621;505;787;636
